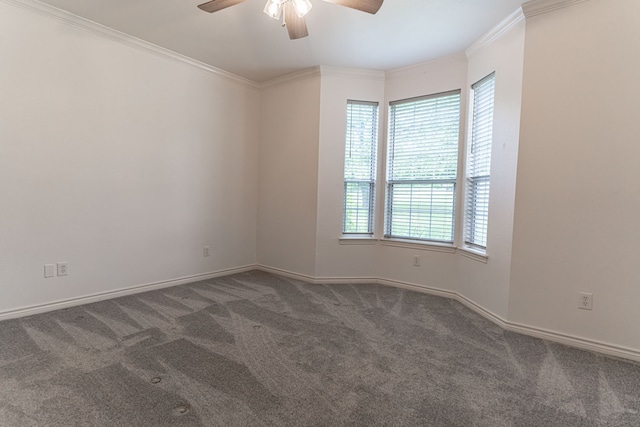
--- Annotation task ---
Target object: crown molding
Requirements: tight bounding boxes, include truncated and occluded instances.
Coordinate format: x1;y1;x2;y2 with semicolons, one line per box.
522;0;591;18
1;0;259;88
385;52;468;79
466;8;525;58
258;66;322;88
319;66;386;81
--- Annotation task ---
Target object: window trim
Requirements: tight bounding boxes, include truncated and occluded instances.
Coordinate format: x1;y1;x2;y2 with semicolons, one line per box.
339;236;379;245
458;246;489;263
384;89;462;244
342;99;380;236
380;237;457;254
463;72;496;253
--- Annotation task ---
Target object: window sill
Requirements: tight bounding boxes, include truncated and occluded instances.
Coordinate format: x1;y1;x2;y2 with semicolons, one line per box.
380;238;457;254
458;247;489;263
339;236;379;245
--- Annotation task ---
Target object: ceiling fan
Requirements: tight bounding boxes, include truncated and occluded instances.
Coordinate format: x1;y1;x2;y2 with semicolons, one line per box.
197;0;384;40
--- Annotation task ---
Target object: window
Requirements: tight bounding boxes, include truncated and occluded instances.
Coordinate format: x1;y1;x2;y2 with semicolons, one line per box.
343;100;379;234
385;91;461;243
464;73;496;249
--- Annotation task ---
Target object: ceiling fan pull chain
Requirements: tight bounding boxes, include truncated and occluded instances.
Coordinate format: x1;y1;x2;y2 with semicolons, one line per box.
282;4;287;27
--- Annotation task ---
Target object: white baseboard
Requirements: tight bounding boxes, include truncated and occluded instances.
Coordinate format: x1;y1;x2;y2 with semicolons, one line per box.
254;265;318;283
3;263;639;363
503;321;640;363
455;293;510;329
0;264;257;321
256;265;640;363
377;277;457;300
393;282;640;362
255;264;378;285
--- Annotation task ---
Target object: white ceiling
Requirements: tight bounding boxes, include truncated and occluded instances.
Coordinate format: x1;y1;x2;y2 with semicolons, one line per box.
34;0;526;82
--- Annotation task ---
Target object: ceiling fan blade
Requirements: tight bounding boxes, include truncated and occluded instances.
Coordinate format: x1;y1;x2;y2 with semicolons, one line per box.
285;5;309;40
197;0;246;13
322;0;383;14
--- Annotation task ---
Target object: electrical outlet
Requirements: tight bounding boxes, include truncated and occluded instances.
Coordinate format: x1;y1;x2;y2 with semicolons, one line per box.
44;264;56;278
578;292;593;310
413;255;421;267
203;246;210;257
57;262;68;277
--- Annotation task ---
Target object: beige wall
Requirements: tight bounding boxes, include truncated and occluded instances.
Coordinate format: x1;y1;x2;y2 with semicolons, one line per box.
4;0;640;359
314;67;385;280
377;55;469;293
0;2;260;312
457;18;525;319
257;74;321;277
509;0;640;350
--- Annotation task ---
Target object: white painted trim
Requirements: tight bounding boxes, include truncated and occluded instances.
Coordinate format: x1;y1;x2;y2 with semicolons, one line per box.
466;8;525;58
0;0;258;89
0;265;257;321
339;237;379;245
258;67;322;88
522;0;591;18
255;265;318;283
319;66;386;81
255;266;640;363
314;277;379;285
255;264;377;284
456;293;507;328
385;52;468;79
386;281;640;363
504;321;640;363
3;262;639;363
380;238;457;254
377;278;457;300
458;247;489;263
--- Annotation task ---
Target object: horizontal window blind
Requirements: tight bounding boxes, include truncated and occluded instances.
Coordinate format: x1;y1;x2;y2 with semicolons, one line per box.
343;100;379;234
385;91;461;242
465;73;495;249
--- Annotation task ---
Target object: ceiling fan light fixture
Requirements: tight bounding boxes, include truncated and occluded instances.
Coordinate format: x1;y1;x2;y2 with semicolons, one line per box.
263;0;285;20
292;0;312;18
199;0;383;40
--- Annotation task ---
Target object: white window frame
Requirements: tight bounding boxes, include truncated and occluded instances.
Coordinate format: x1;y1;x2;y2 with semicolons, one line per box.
342;100;379;236
464;73;496;253
384;90;462;244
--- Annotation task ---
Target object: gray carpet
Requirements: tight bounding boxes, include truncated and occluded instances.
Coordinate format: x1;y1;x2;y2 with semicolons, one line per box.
0;271;639;426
